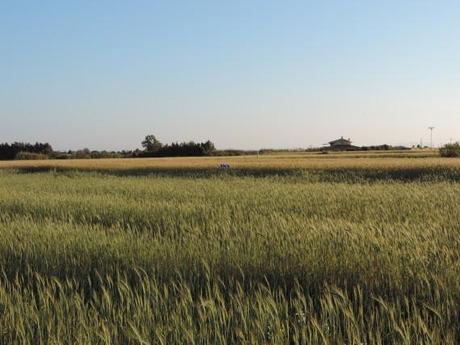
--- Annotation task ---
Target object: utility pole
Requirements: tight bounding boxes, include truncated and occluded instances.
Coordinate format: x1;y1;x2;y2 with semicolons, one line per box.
428;127;435;148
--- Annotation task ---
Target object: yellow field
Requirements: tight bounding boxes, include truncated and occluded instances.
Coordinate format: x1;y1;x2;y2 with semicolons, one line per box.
0;149;457;173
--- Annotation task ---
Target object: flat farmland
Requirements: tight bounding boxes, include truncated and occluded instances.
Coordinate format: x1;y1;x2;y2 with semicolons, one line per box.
0;149;454;173
1;151;460;344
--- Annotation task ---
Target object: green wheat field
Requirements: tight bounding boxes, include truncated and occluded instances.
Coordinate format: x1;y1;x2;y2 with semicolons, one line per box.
1;152;460;344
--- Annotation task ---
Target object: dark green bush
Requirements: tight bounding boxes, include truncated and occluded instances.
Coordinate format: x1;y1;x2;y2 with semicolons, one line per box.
15;152;49;160
440;143;460;157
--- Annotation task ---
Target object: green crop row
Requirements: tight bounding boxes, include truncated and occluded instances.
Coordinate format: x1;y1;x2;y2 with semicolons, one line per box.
0;169;459;344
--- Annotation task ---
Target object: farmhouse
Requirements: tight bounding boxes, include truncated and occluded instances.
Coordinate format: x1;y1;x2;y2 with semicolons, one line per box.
327;137;359;151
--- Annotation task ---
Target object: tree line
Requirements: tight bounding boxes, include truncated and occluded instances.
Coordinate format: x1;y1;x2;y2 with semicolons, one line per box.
0;142;53;160
138;135;216;157
0;135;218;160
5;134;447;161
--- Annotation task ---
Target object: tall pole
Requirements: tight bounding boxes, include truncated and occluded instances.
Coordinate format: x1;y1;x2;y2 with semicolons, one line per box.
428;127;435;148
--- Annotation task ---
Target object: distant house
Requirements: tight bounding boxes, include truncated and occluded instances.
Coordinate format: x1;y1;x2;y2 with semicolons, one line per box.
326;137;358;151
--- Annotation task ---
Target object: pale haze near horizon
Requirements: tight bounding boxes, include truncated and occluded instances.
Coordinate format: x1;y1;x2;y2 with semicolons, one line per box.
1;1;459;151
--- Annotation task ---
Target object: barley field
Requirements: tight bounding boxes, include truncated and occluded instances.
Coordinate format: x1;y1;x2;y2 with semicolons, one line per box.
0;149;445;173
1;151;460;344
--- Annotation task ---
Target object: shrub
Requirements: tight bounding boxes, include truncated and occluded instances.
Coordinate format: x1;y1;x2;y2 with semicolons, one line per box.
440;143;460;157
211;150;257;156
15;152;49;160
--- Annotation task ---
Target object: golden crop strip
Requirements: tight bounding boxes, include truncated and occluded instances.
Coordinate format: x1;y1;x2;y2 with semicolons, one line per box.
0;150;458;172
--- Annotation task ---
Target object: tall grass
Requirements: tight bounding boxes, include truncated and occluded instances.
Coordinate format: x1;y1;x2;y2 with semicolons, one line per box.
0;165;460;344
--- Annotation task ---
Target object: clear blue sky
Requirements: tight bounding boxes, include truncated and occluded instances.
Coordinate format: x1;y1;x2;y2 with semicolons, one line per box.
1;1;459;150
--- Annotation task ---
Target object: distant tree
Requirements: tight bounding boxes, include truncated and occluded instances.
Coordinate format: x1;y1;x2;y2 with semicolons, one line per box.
142;135;162;152
75;148;91;159
201;140;216;154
